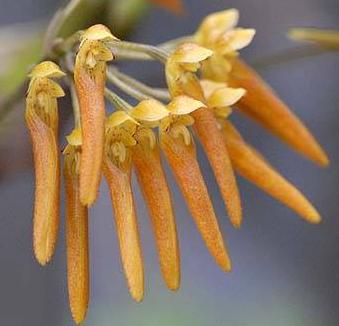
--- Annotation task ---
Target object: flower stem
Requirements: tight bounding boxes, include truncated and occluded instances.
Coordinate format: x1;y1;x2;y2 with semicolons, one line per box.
104;88;132;112
69;79;81;129
109;41;168;62
107;67;170;101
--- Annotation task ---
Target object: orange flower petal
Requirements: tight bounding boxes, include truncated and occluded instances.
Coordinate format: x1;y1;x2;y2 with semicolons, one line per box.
103;155;144;301
74;66;106;206
229;58;329;166
64;151;89;324
192;108;242;228
160;132;231;272
221;120;321;224
26;109;60;265
132;139;180;291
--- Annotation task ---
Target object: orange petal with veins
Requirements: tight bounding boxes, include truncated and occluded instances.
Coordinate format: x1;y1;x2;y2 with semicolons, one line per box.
75;66;106;206
160;132;231;272
26;110;59;265
221;120;321;224
103;155;144;301
132;141;180;291
64;153;89;324
228;58;329;166
192;108;242;228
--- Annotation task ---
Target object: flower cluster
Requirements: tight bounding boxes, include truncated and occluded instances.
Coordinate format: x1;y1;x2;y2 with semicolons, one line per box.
25;9;328;324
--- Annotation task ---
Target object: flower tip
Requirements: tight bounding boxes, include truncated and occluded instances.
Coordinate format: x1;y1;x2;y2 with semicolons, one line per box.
316;151;330;167
232;219;242;229
72;311;87;325
167;280;180;292
80;192;96;207
288;28;308;41
219;255;232;273
28;61;65;79
306;209;322;224
34;248;52;266
131;290;144;303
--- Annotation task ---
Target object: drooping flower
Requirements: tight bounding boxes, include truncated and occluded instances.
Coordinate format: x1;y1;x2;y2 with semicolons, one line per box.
166;43;243;228
199;74;321;223
23;11;329;323
63;129;89;324
25;61;65;265
103;111;144;302
130;99;180;291
194;9;328;166
74;24;118;206
219;120;321;223
132;96;232;272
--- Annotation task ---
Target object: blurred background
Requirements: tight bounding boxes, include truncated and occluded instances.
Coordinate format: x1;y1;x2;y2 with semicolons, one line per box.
0;0;339;325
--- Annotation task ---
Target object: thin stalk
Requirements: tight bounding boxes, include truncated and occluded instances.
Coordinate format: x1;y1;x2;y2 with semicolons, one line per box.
69;79;81;128
104;88;132;112
106;70;149;101
112;36;193;61
52;31;83;57
109;41;168;63
107;67;170;101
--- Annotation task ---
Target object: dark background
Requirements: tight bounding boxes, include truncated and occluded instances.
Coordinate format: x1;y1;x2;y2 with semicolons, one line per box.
0;0;338;325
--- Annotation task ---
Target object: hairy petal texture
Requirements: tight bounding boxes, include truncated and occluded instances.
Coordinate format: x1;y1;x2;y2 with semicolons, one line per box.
192;107;242;227
221;120;321;224
132;139;180;291
228;58;329;166
26;109;59;265
75;65;106;206
160;132;231;272
64;152;89;324
103;155;144;302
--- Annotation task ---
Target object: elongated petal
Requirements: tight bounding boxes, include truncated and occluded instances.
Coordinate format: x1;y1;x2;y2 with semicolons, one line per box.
132;140;180;290
192;108;242;227
64;154;89;324
229;58;329;166
75;66;106;206
160;132;231;272
103;156;144;301
221;120;321;223
26;110;59;265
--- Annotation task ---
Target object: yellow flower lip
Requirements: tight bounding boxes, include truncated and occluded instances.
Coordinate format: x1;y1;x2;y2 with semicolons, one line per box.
172;43;213;63
81;24;119;44
28;61;65;79
106;111;139;128
200;79;246;108
167;96;205;115
131;99;169;122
